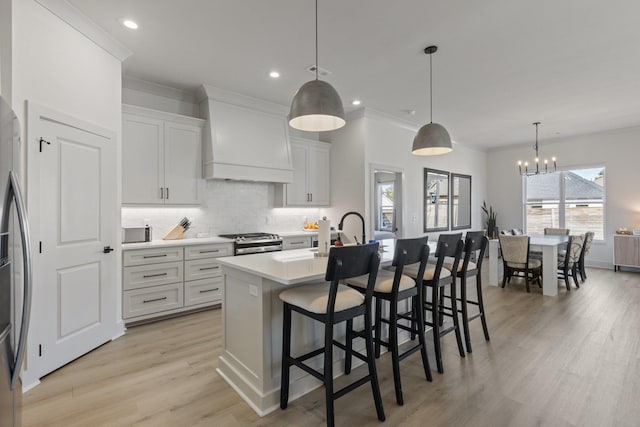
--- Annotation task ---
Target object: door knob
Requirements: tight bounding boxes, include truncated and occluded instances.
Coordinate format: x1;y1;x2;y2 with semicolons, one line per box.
103;246;114;254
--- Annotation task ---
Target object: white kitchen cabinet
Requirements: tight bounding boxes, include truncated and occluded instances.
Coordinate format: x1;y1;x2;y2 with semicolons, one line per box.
122;242;232;324
275;138;330;206
122;105;204;205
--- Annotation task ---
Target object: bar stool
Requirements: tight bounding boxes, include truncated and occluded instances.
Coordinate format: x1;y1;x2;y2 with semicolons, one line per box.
279;243;385;427
344;236;432;405
404;233;465;374
444;231;490;353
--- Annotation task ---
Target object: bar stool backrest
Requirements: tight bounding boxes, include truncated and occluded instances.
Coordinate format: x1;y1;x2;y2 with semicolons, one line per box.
325;243;381;314
434;233;464;282
393;236;430;293
462;231;488;273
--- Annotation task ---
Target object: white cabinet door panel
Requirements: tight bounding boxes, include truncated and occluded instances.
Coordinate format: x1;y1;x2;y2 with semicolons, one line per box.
164;121;202;205
123;262;184;290
286;143;308;205
184;243;232;260
185;277;223;306
123;283;184;319
184;259;222;281
307;145;330;206
122;113;164;204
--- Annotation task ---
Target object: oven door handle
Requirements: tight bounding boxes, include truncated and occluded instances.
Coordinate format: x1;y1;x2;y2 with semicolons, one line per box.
235;245;283;255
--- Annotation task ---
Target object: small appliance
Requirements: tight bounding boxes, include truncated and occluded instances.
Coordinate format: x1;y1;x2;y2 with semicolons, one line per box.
219;233;283;256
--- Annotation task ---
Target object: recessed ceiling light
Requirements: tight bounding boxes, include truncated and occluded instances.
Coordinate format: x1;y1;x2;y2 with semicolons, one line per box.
352;100;361;106
269;71;280;78
122;19;138;30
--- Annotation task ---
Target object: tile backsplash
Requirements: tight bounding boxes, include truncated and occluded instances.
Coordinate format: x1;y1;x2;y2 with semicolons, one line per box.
122;180;327;240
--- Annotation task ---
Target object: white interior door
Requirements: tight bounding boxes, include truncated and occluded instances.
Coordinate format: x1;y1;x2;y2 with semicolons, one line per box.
33;109;119;379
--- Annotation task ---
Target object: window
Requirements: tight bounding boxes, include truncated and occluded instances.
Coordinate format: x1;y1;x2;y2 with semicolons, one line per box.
524;167;605;240
376;181;395;231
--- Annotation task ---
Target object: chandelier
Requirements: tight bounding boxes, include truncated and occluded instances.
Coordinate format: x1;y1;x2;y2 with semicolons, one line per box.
518;122;556;176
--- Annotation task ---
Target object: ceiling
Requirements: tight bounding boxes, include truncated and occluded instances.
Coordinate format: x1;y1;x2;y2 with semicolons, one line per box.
69;0;640;149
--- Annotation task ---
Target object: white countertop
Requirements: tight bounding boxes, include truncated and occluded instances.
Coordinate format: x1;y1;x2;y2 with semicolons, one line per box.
122;236;234;250
218;240;396;285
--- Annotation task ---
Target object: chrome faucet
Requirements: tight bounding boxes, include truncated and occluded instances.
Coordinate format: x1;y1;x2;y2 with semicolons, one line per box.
338;211;365;245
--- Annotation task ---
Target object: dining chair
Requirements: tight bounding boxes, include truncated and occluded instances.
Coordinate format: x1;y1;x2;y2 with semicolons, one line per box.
498;234;542;292
279;243;385;427
344;236;432;405
557;234;585;290
577;231;594;282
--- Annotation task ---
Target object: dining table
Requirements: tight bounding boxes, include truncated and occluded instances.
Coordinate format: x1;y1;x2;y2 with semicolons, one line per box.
488;234;569;296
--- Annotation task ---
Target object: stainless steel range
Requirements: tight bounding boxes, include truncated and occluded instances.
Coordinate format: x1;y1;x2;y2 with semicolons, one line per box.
219;233;283;256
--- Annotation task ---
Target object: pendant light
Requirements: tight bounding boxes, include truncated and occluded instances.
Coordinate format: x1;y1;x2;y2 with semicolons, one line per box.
412;46;452;156
517;122;557;176
289;0;345;132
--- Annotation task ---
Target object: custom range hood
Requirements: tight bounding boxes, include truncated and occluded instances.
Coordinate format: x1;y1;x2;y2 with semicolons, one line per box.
199;85;294;183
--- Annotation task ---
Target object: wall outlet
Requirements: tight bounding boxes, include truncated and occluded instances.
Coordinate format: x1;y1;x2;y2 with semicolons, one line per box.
266;216;272;225
249;285;258;297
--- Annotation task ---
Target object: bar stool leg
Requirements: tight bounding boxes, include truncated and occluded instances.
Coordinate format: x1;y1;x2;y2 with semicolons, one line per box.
449;279;466;358
389;299;403;405
415;292;433;382
280;304;292;409
324;322;335;427
476;274;490;341
374;298;383;358
429;283;444;374
460;275;472;353
364;306;386;421
344;319;353;374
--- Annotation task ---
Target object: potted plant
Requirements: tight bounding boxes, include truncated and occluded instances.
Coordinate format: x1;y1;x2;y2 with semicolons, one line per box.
482;201;498;238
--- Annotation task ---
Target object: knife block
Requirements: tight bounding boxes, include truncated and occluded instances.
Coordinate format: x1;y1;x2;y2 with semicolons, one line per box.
162;224;185;240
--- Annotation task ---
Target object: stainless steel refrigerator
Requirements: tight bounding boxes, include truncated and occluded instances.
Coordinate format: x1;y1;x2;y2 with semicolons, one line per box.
0;95;33;427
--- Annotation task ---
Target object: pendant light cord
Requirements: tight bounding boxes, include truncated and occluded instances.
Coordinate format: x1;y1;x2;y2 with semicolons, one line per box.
429;50;433;123
315;0;318;80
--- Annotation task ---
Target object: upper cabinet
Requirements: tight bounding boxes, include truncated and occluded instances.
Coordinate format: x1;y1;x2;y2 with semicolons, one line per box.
275;138;330;207
199;85;294;183
122;105;205;205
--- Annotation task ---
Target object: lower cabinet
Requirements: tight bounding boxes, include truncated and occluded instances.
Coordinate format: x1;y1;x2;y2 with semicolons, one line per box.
613;234;640;271
123;242;232;324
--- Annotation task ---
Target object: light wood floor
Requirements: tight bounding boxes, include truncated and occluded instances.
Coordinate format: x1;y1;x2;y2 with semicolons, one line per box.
23;266;640;426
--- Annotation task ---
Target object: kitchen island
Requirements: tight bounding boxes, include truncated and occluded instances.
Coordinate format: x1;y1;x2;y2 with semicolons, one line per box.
216;243;395;416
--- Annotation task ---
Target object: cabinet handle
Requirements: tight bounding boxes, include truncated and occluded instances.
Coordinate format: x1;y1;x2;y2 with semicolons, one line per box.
310;193;313;202
143;272;168;278
143;296;168;304
166;187;169;200
160;187;164;199
199;288;219;294
199;249;220;254
290;241;305;245
199;266;219;271
143;254;168;259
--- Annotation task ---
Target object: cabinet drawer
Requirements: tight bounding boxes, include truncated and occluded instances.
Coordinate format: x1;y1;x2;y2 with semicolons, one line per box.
185;277;223;307
283;236;312;250
185;243;232;260
123;262;184;290
123;283;184;319
123;247;184;266
185;259;222;281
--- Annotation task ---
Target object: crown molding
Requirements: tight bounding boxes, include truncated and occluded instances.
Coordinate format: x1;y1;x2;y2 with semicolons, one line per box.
123;75;197;104
35;0;132;62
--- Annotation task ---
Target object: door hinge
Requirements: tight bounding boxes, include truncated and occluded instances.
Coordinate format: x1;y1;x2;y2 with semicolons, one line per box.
38;344;42;357
39;241;42;253
39;137;51;152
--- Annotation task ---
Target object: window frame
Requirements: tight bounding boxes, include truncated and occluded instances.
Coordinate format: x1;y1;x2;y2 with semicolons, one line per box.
523;166;606;241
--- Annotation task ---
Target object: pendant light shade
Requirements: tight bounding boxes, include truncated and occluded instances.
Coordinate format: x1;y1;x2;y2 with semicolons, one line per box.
289;0;345;132
289;80;345;131
412;45;452;156
412;123;452;155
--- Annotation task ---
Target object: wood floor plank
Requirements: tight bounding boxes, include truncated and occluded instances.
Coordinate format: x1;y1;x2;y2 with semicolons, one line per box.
23;266;640;426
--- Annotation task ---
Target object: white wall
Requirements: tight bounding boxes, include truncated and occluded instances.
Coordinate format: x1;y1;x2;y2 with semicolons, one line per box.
11;0;123;386
487;126;640;268
0;0;11;101
328;109;488;243
122;76;200;118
